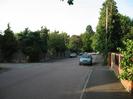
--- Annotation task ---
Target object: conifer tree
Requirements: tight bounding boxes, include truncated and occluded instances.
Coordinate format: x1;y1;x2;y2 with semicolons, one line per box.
2;24;18;61
96;0;122;54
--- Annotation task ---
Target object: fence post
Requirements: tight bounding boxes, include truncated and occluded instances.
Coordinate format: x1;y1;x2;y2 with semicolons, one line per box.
118;54;121;68
111;53;115;69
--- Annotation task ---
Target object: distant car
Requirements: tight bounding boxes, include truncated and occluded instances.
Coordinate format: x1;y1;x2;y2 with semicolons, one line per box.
79;54;92;65
69;53;77;58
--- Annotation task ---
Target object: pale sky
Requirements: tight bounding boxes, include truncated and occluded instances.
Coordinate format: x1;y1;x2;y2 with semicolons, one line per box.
0;0;133;35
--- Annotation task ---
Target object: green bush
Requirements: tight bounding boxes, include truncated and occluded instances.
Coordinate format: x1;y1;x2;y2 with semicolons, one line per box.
118;39;133;81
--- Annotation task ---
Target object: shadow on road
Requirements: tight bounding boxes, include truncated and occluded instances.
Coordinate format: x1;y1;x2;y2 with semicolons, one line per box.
0;67;10;74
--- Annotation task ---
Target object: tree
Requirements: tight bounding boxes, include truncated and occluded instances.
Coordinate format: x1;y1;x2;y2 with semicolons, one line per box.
17;28;29;49
85;25;94;34
60;32;70;49
20;30;42;62
40;26;49;54
48;31;69;57
17;28;30;55
118;14;132;40
91;33;99;51
80;33;92;52
96;0;122;56
80;25;94;52
0;33;3;62
68;35;82;53
17;27;49;62
1;24;18;61
124;26;133;40
0;33;3;49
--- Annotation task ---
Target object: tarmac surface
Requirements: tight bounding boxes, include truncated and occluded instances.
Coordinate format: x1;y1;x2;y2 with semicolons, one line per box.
0;56;92;99
0;54;133;99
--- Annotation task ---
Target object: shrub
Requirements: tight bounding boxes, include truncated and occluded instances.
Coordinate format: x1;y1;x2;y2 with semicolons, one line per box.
118;39;133;81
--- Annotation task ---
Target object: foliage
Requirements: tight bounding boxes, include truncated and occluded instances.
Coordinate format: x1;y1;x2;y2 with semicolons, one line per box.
80;25;94;52
40;26;49;53
67;0;74;5
124;26;133;40
95;0;122;63
80;33;92;52
0;33;3;49
17;27;49;62
48;31;69;57
118;14;132;39
1;0;133;62
68;35;82;53
91;33;99;51
60;32;70;49
118;39;133;81
62;0;74;5
85;25;94;34
1;24;18;61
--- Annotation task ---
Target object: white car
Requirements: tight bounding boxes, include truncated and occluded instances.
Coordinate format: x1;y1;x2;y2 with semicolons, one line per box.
69;53;77;58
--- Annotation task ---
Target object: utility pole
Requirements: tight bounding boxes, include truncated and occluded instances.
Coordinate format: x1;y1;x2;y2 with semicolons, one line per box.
106;5;108;36
105;2;108;63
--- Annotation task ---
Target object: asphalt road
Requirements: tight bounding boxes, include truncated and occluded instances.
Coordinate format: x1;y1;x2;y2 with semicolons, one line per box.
0;55;97;99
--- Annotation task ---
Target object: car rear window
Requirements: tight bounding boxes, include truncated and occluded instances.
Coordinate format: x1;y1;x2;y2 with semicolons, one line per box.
81;54;91;58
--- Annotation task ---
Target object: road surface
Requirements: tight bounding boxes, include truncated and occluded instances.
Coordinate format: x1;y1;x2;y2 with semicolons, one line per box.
0;55;97;99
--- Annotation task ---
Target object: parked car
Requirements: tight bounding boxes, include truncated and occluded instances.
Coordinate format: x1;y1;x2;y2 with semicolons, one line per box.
69;53;77;58
79;54;92;65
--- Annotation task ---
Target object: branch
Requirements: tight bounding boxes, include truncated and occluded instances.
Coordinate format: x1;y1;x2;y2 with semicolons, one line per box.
61;0;74;5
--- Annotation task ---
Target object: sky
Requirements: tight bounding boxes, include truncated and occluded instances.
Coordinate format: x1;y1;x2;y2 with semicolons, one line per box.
0;0;133;35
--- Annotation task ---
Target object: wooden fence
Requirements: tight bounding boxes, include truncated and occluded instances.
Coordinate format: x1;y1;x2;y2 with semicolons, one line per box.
108;52;123;75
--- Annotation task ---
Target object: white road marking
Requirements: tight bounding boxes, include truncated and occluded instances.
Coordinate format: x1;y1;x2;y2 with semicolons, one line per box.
80;68;93;99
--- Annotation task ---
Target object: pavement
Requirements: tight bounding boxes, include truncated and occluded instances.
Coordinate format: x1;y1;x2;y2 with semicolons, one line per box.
81;55;133;99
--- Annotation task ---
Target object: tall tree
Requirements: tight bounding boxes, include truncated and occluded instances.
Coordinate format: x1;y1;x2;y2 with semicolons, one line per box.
40;26;49;54
96;0;122;55
85;25;94;34
1;24;18;61
81;25;94;52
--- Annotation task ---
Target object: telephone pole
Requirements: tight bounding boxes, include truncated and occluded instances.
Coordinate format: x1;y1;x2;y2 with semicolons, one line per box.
106;5;108;36
105;2;108;63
